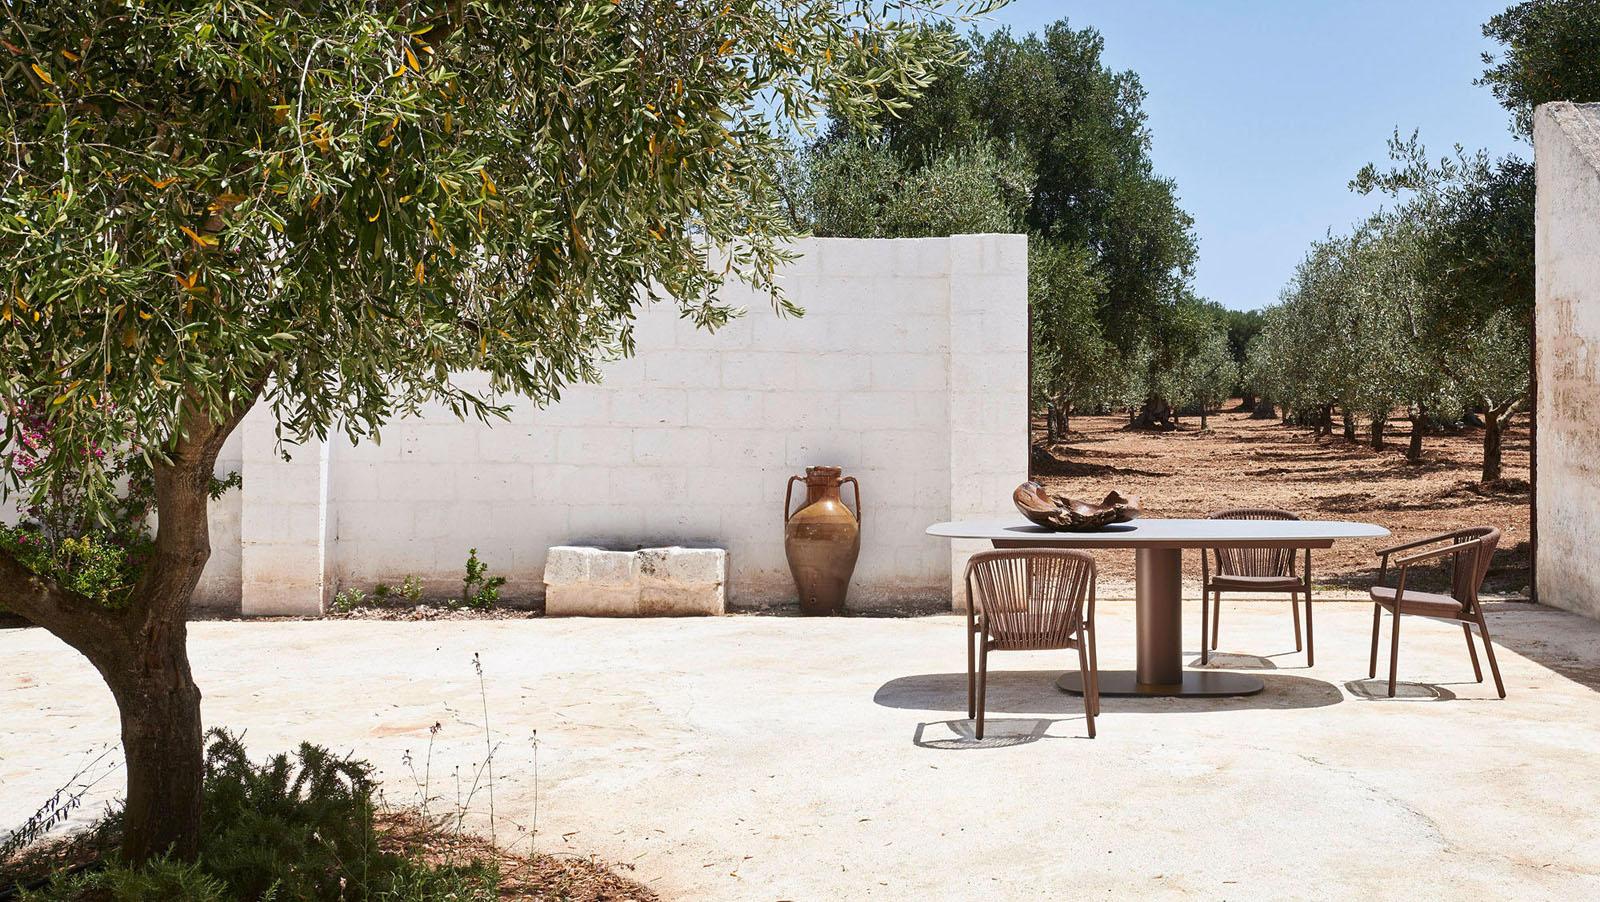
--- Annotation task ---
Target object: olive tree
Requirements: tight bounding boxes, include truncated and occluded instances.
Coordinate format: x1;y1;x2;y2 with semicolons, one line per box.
1028;241;1112;438
0;0;986;862
1162;328;1236;430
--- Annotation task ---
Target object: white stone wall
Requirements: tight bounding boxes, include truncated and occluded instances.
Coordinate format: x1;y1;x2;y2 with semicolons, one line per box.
183;235;1025;615
1535;103;1600;621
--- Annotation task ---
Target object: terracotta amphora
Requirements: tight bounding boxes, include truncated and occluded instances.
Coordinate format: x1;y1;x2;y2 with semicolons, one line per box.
784;466;861;616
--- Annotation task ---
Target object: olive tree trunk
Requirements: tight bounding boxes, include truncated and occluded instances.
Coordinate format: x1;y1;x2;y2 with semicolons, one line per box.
1480;395;1526;483
1370;416;1387;450
1406;404;1426;464
0;397;252;863
1132;397;1174;430
1482;408;1504;482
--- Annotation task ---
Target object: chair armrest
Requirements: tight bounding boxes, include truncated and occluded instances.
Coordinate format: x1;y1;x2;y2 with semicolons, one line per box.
1394;542;1474;569
1376;530;1471;558
1384;542;1477;605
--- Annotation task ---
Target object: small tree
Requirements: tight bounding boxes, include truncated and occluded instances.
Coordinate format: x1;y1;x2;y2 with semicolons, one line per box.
0;0;985;862
1163;329;1236;430
1029;241;1111;438
1457;310;1532;481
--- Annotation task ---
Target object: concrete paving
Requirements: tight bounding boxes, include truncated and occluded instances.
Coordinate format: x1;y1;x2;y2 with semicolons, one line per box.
4;600;1600;900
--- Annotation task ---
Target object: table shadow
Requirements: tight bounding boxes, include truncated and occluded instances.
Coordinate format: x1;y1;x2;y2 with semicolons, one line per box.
875;669;1343;713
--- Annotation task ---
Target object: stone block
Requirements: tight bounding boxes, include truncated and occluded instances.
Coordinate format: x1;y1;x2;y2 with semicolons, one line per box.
639;583;724;617
546;584;638;617
639;546;725;585
544;546;725;616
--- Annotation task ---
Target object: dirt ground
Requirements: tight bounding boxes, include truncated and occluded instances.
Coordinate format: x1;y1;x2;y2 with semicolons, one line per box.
1031;403;1532;599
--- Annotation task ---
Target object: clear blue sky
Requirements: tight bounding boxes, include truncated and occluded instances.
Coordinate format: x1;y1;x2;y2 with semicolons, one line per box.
980;0;1525;310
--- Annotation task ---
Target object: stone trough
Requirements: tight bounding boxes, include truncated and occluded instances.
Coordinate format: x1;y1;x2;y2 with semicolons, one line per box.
543;546;726;616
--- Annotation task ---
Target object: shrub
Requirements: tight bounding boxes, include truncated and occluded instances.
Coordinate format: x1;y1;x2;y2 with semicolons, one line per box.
4;730;514;901
197;728;395;900
459;551;505;611
330;588;368;614
19;855;229;902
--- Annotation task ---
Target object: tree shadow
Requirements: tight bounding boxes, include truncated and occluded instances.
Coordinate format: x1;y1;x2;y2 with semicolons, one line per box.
1316;546;1531;598
874;669;1344;714
1029;446;1165;479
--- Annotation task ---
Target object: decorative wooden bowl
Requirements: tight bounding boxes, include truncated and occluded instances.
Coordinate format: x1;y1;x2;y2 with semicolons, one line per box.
1013;481;1137;532
1101;490;1142;523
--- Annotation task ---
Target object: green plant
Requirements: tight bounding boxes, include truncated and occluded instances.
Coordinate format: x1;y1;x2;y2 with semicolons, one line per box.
400;576;425;605
372;583;393;603
330;588;369;615
460;551;506;611
198;727;393;900
7;729;510;901
20;855;229;902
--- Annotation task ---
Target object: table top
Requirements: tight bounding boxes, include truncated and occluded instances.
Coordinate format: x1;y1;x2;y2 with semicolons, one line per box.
926;517;1390;548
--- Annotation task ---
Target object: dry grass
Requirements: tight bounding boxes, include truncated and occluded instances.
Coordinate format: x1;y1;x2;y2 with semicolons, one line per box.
376;810;656;902
1032;404;1531;598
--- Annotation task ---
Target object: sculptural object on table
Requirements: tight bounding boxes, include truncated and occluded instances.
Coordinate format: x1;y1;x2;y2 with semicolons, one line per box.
1013;482;1141;532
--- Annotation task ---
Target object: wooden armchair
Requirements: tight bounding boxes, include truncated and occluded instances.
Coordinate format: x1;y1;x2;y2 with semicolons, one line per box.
965;549;1101;739
1369;527;1504;698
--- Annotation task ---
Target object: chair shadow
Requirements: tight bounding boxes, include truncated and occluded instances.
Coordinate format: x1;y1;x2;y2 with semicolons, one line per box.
912;718;1086;750
1344;679;1458;701
1188;652;1279;670
875;669;1343;714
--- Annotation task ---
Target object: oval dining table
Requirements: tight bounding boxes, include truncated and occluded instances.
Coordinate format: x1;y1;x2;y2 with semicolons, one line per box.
926;517;1390;698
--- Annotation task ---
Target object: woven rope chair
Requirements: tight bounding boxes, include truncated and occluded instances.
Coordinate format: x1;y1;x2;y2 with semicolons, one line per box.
1369;527;1505;698
1202;508;1314;666
965;549;1100;739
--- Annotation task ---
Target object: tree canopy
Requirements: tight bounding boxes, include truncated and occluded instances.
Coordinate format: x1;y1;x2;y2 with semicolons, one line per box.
0;0;987;862
1480;0;1600;137
786;18;1235;432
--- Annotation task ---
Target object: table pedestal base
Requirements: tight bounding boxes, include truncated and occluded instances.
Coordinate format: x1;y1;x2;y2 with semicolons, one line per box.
1056;670;1264;698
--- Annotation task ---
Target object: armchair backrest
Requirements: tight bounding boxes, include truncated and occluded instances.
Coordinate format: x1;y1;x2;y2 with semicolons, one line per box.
1209;508;1300;577
964;549;1096;651
1450;526;1501;607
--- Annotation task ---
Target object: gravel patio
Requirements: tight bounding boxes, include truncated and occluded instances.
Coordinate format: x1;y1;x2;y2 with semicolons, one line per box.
4;599;1599;899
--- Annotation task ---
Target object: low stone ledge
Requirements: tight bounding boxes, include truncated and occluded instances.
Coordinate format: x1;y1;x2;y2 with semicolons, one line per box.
545;546;726;616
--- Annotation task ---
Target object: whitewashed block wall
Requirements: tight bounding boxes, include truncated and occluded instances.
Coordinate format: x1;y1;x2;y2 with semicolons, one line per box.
1535;103;1600;622
188;234;1029;615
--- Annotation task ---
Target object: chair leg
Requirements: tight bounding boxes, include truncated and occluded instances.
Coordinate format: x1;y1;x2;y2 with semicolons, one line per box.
1200;590;1210;665
1369;603;1382;679
1303;580;1315;667
1290;589;1303;652
975;641;989;740
1475;613;1507;699
1077;640;1096;739
966;626;976;720
1387;607;1402;698
1087;622;1101;717
1210;591;1221;650
1462;622;1483;683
